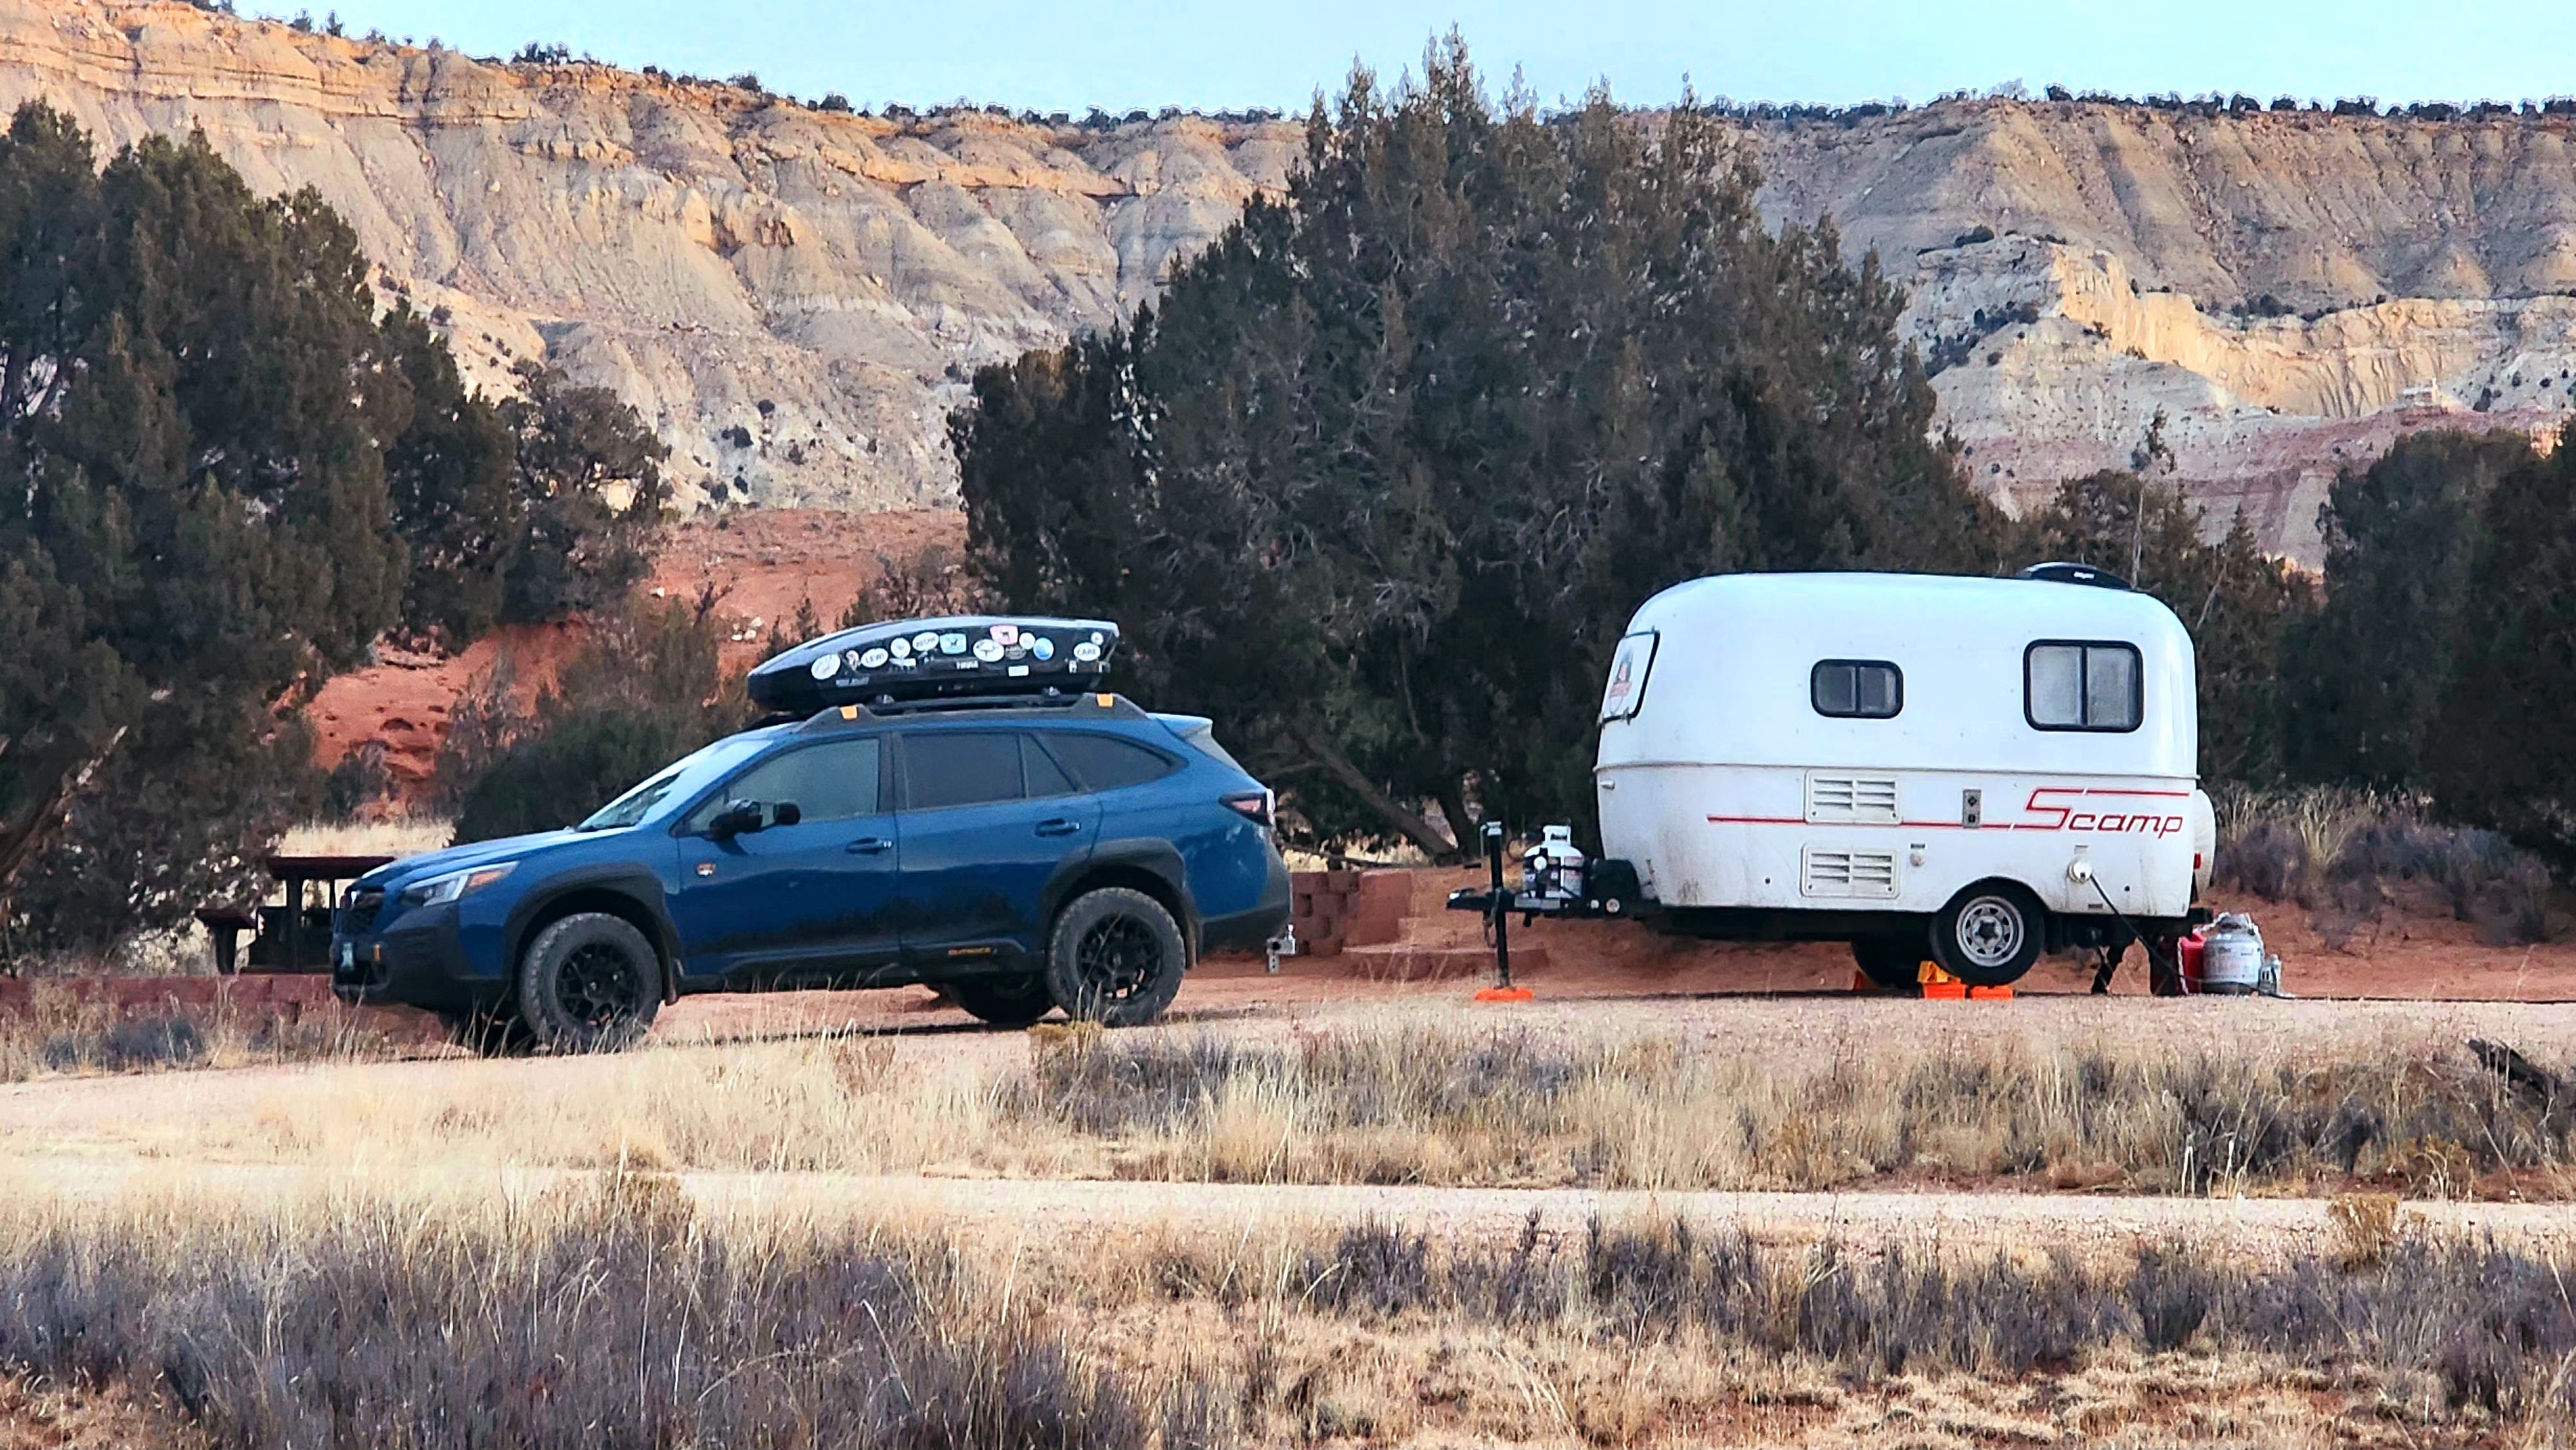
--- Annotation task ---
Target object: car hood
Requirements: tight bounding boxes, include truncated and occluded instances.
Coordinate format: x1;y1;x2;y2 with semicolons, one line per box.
361;829;592;890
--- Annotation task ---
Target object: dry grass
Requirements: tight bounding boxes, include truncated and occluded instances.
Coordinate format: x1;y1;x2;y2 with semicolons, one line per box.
5;1181;2575;1448
124;1015;2576;1200
0;985;414;1084
276;815;453;860
2211;784;2564;945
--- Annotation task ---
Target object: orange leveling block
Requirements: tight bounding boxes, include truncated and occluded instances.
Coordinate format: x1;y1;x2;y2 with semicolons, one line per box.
1915;961;2014;1001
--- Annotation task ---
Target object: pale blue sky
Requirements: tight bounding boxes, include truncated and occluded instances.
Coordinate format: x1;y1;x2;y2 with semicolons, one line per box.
296;0;2553;115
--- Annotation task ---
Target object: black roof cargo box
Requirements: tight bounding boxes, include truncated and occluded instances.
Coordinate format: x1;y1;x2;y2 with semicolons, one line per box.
746;615;1120;715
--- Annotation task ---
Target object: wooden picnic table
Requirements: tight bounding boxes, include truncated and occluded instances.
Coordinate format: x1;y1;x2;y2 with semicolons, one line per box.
193;853;395;975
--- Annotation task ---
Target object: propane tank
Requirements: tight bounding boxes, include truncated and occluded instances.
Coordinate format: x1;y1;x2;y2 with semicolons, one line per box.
2199;913;2265;995
1521;825;1587;902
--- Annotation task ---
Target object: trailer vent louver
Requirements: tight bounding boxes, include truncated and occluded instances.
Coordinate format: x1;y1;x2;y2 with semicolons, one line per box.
1801;847;1900;899
1805;774;1900;824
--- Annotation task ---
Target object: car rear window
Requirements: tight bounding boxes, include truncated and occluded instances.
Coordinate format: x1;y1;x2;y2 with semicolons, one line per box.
1042;732;1179;792
902;732;1025;809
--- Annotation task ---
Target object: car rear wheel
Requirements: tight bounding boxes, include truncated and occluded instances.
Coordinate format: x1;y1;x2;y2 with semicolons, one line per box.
947;973;1057;1027
1850;935;1927;992
516;912;662;1052
1931;882;2045;987
1044;887;1187;1027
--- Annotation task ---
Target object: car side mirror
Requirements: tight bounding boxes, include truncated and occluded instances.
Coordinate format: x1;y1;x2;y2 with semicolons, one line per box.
707;800;764;840
772;801;801;827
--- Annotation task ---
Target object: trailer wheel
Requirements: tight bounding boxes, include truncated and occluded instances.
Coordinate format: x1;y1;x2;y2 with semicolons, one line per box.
1932;882;2045;986
1850;936;1927;993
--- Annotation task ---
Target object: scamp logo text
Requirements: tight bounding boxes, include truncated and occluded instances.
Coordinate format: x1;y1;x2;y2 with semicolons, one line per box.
2017;788;2190;838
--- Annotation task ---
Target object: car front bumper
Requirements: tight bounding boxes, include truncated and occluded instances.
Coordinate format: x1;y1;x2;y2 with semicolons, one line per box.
330;903;498;1013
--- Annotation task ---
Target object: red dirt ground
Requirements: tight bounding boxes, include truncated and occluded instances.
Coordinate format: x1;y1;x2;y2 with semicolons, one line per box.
656;867;2576;1042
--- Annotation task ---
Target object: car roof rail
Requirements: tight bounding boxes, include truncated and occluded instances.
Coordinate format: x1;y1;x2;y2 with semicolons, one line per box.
801;690;1148;729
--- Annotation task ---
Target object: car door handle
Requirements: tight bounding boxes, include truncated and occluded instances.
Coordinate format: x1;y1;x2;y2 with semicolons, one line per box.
1036;818;1083;836
845;837;893;854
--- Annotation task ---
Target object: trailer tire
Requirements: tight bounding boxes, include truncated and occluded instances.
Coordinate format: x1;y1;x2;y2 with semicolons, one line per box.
1931;882;2045;986
1850;936;1927;993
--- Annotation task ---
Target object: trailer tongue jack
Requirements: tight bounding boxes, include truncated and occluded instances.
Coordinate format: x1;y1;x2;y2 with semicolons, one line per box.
1446;822;1637;1001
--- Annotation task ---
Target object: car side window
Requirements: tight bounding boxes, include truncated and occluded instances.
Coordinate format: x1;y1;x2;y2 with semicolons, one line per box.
1023;734;1078;798
689;737;882;831
1043;732;1179;791
901;731;1027;810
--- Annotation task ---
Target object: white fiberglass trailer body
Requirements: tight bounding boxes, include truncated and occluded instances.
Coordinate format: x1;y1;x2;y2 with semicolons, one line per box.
1593;570;2215;986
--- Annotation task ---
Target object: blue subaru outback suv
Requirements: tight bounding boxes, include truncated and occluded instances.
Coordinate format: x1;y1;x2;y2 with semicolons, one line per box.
332;616;1291;1051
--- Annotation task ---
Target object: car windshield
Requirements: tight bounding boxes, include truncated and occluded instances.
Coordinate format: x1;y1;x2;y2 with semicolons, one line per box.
576;733;774;831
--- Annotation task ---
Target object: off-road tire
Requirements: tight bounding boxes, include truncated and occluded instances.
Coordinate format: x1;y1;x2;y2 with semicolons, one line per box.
1930;881;2046;987
1850;935;1927;993
437;1005;537;1057
1043;887;1188;1027
947;973;1057;1027
515;912;662;1053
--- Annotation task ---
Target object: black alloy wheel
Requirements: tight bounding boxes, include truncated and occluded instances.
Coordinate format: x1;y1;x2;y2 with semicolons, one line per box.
1042;887;1188;1027
516;912;663;1052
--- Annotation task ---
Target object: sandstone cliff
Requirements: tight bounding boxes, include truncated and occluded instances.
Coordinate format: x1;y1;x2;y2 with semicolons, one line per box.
3;2;2571;562
0;0;1297;511
1747;102;2576;558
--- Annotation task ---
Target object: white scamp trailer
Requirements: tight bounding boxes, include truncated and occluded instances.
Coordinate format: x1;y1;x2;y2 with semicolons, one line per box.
1589;567;2215;988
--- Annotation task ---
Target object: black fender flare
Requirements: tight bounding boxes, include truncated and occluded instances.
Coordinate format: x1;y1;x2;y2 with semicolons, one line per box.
500;865;687;1003
1039;838;1198;954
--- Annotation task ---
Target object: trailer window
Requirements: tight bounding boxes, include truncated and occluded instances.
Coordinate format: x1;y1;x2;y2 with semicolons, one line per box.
2026;642;2142;731
1811;661;1902;719
1600;631;1658;722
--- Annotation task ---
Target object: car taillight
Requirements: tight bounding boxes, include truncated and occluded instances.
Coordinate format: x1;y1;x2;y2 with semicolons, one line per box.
1222;790;1276;831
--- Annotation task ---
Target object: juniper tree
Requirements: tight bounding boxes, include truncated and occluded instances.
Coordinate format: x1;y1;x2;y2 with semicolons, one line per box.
2280;429;2529;787
956;41;2001;854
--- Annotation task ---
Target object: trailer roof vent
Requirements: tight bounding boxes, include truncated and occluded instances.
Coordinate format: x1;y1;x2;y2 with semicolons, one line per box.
2018;562;2133;590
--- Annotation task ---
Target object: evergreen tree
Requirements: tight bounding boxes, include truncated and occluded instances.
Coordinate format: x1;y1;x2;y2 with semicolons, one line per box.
383;301;518;639
0;103;667;955
2280;429;2528;786
2429;440;2576;860
958;43;2002;854
0;110;406;951
498;359;669;623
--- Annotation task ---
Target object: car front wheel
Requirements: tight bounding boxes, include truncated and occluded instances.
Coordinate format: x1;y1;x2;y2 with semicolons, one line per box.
516;912;662;1052
1043;887;1187;1027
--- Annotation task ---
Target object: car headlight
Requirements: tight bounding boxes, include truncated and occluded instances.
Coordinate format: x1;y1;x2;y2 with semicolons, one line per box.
399;862;516;908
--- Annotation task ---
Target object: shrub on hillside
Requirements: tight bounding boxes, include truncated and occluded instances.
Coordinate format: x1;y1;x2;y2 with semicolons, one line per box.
437;589;751;843
2212;786;2560;945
